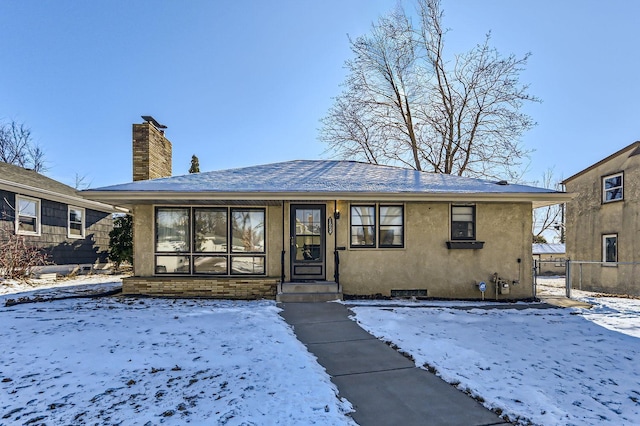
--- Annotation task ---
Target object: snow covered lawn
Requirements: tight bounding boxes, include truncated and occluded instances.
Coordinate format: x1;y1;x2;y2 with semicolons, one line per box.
0;288;354;425
350;282;640;425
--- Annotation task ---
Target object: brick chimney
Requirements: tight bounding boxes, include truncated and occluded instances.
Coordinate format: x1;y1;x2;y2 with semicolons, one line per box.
132;116;172;181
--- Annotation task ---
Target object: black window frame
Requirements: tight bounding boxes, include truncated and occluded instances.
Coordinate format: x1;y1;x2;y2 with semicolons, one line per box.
451;205;476;241
154;206;266;276
350;204;404;249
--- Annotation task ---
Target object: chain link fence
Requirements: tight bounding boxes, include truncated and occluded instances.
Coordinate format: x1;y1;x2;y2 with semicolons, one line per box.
565;260;640;298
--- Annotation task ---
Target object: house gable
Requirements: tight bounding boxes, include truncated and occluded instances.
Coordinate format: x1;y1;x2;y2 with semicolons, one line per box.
0;162;120;266
562;141;640;295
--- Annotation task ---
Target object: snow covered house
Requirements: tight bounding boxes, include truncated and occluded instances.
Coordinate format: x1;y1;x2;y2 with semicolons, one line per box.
83;117;570;300
0;161;120;270
562;141;640;295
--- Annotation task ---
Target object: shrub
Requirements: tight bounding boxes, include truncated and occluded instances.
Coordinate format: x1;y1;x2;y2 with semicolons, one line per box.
0;229;49;280
109;215;133;270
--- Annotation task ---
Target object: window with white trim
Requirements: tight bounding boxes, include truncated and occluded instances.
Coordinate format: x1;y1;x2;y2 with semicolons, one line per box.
15;195;41;236
350;204;404;248
602;234;617;264
602;173;623;203
154;207;266;275
68;206;85;238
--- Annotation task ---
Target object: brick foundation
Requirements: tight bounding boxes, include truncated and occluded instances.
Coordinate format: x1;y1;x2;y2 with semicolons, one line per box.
123;277;279;299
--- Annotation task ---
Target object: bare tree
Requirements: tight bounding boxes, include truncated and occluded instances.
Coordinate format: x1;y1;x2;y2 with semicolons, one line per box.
0;120;46;172
320;0;539;180
74;173;92;190
532;168;563;242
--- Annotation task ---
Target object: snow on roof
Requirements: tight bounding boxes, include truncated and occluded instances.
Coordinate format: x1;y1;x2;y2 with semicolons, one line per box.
532;243;566;255
89;160;560;195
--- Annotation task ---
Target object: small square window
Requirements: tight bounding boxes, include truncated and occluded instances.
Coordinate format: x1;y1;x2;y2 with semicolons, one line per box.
68;206;85;238
602;234;617;264
15;196;41;236
602;173;623;203
451;205;475;240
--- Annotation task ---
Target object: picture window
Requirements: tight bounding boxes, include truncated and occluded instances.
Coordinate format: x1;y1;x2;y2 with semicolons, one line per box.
154;207;265;275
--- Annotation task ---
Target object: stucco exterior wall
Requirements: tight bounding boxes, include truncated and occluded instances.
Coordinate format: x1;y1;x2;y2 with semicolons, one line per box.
130;200;533;299
335;201;532;299
564;150;640;294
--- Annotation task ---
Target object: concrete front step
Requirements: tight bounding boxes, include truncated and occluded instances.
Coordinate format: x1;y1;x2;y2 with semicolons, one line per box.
277;281;343;303
276;292;343;303
281;282;340;293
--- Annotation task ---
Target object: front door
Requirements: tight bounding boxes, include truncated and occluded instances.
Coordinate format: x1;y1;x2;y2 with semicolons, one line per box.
290;204;326;281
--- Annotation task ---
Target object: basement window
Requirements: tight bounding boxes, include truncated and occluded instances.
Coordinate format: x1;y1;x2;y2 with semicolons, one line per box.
391;289;427;298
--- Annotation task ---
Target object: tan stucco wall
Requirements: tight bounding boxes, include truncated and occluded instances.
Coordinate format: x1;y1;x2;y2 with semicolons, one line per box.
131;200;534;299
564;151;640;294
133;204;155;276
334;201;532;299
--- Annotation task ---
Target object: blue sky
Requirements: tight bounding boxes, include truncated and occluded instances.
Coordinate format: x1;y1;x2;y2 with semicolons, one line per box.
1;0;639;189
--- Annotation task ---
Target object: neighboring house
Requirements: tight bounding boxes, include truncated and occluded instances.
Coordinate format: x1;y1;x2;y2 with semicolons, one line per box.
83;118;570;300
532;243;566;276
0;161;120;269
562;141;640;295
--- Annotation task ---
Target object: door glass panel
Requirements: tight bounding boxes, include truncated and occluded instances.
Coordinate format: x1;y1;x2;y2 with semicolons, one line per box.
294;208;322;261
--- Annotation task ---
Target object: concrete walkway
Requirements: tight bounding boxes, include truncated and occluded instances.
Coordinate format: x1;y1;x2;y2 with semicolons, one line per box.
279;302;508;426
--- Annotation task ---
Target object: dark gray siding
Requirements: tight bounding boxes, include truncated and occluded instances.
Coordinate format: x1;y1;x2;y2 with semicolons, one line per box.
0;189;112;265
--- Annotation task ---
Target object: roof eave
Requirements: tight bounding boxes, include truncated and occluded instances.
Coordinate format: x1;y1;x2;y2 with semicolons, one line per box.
562;141;640;184
82;190;573;208
1;179;126;213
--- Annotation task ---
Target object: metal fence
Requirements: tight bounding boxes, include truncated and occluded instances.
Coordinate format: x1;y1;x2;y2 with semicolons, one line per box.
532;260;567;298
534;259;640;299
565;260;640;298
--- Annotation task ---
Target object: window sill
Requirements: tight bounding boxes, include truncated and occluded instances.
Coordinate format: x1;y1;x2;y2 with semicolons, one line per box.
16;231;41;237
446;241;485;249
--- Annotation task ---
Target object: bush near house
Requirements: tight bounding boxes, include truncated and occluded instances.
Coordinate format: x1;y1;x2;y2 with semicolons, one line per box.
0;229;49;280
108;215;133;270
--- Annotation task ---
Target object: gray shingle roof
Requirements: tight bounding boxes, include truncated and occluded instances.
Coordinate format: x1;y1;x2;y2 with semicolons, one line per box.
90;160;559;195
0;161;119;213
0;161;77;197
